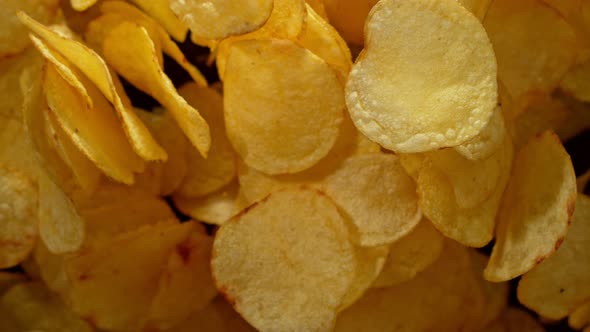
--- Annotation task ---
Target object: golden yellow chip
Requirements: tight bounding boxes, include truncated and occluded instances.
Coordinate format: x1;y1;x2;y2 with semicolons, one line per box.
176;83;236;197
212;188;357;331
455;106;506;161
224;39;344;174
101;22;212;157
517;195;590;319
70;0;98;11
174;181;242;226
372;219;445;288
346;0;497;153
322;0;378;46
322;153;421;246
170;0;273;40
457;0;492;21
485;131;577;282
128;0;189;41
0;282;93;332
484;0;578;100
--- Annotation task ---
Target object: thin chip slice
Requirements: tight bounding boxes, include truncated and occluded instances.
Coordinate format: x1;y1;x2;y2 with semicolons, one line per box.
170;0;273;40
322;153;421;246
224;38;343;174
570;300;590;330
174;181;242;226
346;0;497;153
372;219;445;288
560;60;590;102
18;12;167;162
0;282;93;332
176;83;236;198
485;131;577;282
212;188;356;331
128;0;189;41
102;22;211;157
517;195;590;319
484;0;578;100
0;166;37;268
455;106;506;161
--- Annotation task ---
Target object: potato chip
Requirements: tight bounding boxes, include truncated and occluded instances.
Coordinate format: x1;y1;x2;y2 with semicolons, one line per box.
18;12;167;162
401;134;513;247
322;153;421;246
485;131;577;282
175;83;236;197
0;0;59;57
135;108;188;196
170;296;256;332
517;195;590;319
334;241;486;332
214;0;307;79
224;39;343;174
484;0;578;100
0;282;93;332
70;0;98;11
457;0;492;21
101;22;211;157
339;245;388;310
570;300;590;330
128;0;189;41
372;219;445;288
455;106;506;161
470;251;510;328
306;0;328;20
322;0;378;46
561;60;590;102
0;166;37;268
169;0;273;40
174;181;242;226
212;188;357;331
346;0;497;153
147;232;217;330
0;48;43;121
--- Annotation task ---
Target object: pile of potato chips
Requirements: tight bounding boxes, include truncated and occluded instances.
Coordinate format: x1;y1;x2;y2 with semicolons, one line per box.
0;0;589;331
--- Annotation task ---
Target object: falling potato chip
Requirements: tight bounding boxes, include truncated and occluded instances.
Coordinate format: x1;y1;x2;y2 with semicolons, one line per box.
334;241;487;332
560;60;590;103
169;0;273;40
401;134;513;247
346;0;497;153
101;22;211;157
0;282;93;332
174;181;242;225
517;195;590;319
457;0;492;21
128;0;189;41
214;0;307;78
569;300;590;330
224;38;344;174
322;153;421;246
147;232;217;330
0;0;59;56
0;166;37;268
372;219;445;288
455;106;506;161
212;188;357;331
485;131;577;282
70;0;98;11
322;0;378;46
484;0;578;100
176;83;236;198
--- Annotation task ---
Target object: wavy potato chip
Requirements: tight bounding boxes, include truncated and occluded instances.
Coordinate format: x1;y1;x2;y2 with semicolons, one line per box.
176;83;236;198
517;195;590;319
484;0;578;100
102;22;212;157
224;39;343;174
170;0;273;40
372;219;445;288
322;0;378;46
346;0;497;153
485;131;577;282
322;153;421;246
455;106;506;161
212;188;357;332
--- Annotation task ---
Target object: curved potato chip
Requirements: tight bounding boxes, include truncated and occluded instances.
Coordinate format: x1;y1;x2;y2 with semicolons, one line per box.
346;0;497;153
215;0;307;79
455;106;506;161
401;134;513;247
561;60;590;102
322;0;378;46
174;181;242;226
517;195;590;319
71;0;98;11
0;166;37;268
0;0;59;57
457;0;492;21
224;39;343;174
485;131;577;282
372;219;445;288
102;22;211;157
570;300;590;330
484;0;578;100
18;12;167;162
322;153;421;246
0;282;93;332
170;0;273;40
176;83;236;198
334;241;486;332
128;0;189;41
212;188;356;332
